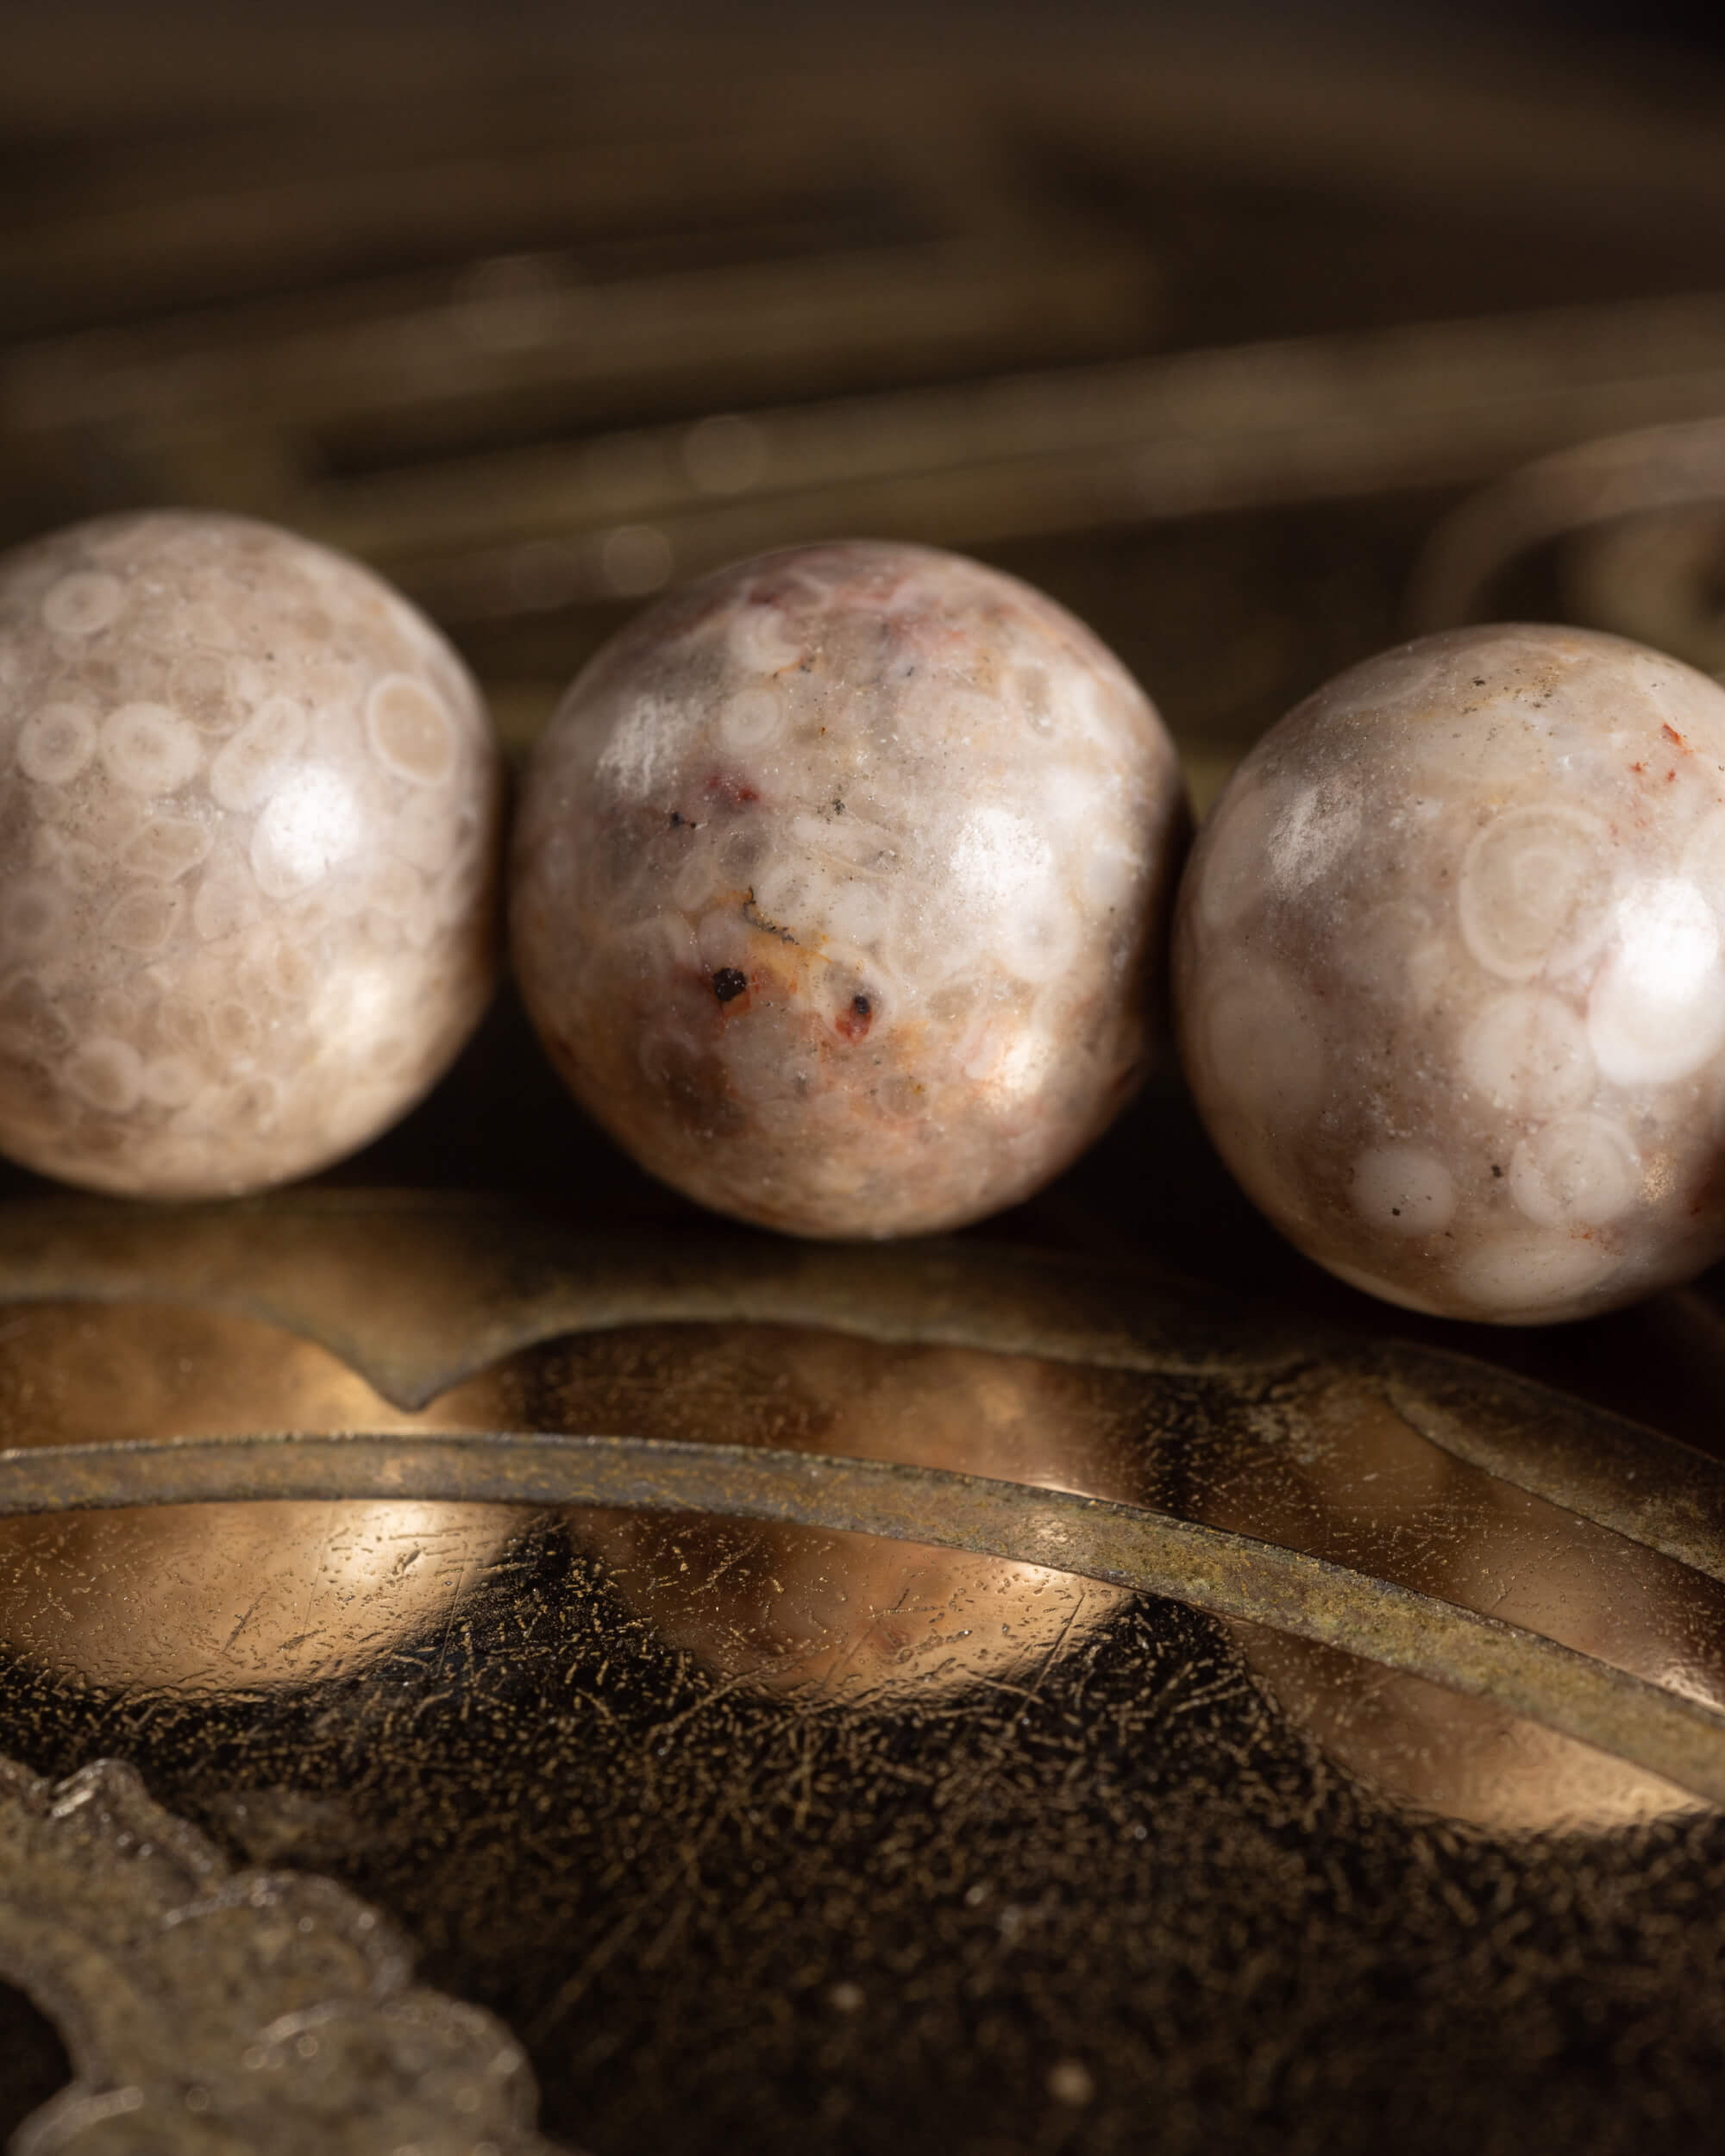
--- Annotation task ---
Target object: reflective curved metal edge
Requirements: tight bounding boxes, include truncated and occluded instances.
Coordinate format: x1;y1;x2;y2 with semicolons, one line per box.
2;1428;1723;1813
8;1200;1725;1605
0;1197;1312;1405
1379;1347;1725;1593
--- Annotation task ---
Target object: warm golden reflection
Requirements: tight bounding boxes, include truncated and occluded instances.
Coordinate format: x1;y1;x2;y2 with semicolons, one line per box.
0;1301;529;1691
1204;1370;1725;1833
0;1257;1720;1834
531;1321;1725;1824
538;1325;1139;1702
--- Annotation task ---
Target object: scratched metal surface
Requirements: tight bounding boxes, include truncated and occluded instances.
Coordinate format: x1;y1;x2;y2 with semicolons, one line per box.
4;1201;1725;2153
5;8;1725;2153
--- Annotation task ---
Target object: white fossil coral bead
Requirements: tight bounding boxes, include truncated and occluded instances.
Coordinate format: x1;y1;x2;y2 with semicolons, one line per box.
1175;624;1725;1322
0;511;502;1197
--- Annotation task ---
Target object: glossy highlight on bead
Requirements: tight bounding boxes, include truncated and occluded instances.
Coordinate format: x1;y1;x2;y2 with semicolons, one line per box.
0;511;503;1198
511;539;1188;1238
1175;624;1725;1323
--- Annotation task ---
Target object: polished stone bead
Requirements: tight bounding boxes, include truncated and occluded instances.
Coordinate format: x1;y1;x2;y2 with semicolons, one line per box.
511;540;1187;1237
1175;624;1725;1322
0;511;502;1197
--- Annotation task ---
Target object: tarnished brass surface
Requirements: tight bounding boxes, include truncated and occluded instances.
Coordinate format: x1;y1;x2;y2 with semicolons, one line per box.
6;9;1725;2152
2;1200;1725;1810
0;1200;1724;2151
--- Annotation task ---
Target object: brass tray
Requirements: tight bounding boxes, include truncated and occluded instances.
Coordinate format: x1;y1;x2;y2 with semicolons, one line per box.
4;9;1725;2152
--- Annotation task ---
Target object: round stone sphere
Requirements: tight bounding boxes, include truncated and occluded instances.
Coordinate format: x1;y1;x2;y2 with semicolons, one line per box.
1175;623;1725;1323
0;511;501;1198
511;540;1186;1237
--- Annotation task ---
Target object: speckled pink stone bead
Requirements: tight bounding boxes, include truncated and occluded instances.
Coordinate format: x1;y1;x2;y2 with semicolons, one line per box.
1176;624;1725;1323
511;541;1186;1237
0;511;502;1198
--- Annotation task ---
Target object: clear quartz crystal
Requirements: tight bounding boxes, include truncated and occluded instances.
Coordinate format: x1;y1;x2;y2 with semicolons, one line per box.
0;511;502;1197
511;540;1187;1237
1176;623;1725;1322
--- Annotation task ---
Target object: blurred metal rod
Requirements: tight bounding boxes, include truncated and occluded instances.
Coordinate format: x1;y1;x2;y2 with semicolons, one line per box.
1409;414;1725;629
301;291;1725;617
